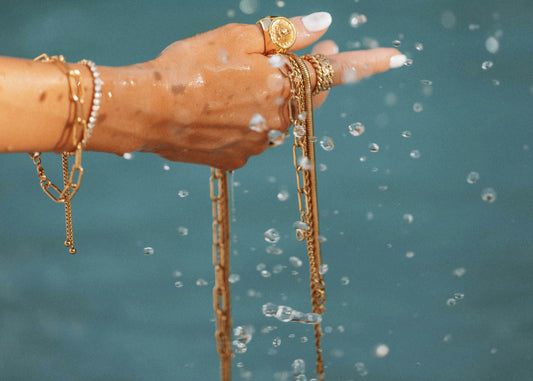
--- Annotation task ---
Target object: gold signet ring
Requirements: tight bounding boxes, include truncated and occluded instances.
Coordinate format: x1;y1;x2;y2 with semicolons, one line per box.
257;16;296;55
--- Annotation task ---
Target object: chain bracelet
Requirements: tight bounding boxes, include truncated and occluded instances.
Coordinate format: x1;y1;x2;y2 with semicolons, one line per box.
210;168;233;381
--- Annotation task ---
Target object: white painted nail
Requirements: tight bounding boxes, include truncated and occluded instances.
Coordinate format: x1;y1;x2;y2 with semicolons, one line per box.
302;12;332;32
389;54;407;69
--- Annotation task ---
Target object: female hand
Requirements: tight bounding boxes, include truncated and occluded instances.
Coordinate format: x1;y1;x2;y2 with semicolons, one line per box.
117;12;404;170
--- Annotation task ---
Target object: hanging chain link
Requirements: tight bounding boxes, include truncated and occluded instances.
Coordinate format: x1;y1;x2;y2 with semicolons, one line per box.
284;53;327;380
29;54;87;255
210;168;233;381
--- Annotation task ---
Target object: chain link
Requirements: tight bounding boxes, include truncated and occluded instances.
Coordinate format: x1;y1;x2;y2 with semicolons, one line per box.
284;54;327;380
210;168;233;381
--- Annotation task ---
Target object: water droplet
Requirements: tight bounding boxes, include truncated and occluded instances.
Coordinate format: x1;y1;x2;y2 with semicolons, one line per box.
256;263;266;271
349;12;367;28
413;102;423;112
348;122;365;136
415;42;424;51
273;337;282;347
446;298;457;306
406;251;415;258
277;189;289;201
123;152;133;160
319;163;328;172
466;171;480;184
261;270;272;278
178;189;189;198
319;136;335;151
360;156;367;162
272;264;285;274
402;130;412;138
196;278;208;286
309;136;317;143
250;113;267;132
490;347;498;355
392;40;401;47
441;10;457;29
369;143;379;153
229;274;240;284
143;247;154;255
454;293;465;300
173;270;182;277
404;58;414;66
453;267;467;278
289;256;303;267
178;226;189;236
174;281;183;288
297;156;313;170
218;48;229;63
468;23;480;31
163;164;170;171
262;302;277;316
319;264;329;275
443;333;453;343
268;54;287;69
318;235;327;243
266;245;283;255
268;130;285;146
340;276;350;285
292;359;306;375
293;221;309;231
420;79;433;86
264;228;281;243
403;214;414;223
293;125;306;138
375;344;390;358
481;187;497;203
276;0;285;7
492;79;500;86
481;61;494;70
366;211;374;221
226;9;235;18
485;36;499;54
410;150;421;159
354;362;368;376
239;0;258;14
300;336;308;343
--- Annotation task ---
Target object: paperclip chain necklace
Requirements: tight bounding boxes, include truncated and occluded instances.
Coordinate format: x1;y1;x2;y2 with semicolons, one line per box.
211;54;326;381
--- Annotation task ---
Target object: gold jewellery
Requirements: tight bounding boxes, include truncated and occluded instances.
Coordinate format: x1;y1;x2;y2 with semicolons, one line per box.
212;16;334;381
257;16;296;54
29;54;100;254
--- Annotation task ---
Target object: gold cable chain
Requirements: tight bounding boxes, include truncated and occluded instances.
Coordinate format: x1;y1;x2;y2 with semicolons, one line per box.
284;53;327;380
210;168;233;381
29;54;87;255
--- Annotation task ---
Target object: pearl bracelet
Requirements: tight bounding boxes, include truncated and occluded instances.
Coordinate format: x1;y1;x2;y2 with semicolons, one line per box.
80;59;102;147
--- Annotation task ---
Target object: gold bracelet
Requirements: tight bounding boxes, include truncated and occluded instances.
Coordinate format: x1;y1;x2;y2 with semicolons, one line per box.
29;54;90;255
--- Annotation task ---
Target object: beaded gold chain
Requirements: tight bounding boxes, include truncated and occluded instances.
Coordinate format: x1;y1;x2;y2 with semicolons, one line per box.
211;53;326;380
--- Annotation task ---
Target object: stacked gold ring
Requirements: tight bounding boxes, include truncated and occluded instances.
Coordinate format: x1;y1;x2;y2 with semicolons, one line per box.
257;16;296;55
302;54;334;95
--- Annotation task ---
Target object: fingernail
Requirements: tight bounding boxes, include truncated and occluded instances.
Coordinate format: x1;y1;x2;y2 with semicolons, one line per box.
302;12;332;32
389;54;407;69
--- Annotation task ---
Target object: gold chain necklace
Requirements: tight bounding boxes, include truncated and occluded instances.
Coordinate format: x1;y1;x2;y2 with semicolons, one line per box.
210;53;326;380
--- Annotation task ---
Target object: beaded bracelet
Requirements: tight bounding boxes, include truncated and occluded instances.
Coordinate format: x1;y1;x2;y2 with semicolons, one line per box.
79;59;102;147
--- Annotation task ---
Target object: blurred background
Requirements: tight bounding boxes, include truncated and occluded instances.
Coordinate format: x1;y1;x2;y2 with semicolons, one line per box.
1;0;532;380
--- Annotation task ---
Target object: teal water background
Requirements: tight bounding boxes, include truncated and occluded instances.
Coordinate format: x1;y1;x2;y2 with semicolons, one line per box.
1;0;533;380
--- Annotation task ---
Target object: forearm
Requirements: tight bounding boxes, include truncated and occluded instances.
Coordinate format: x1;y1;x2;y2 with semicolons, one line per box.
0;56;166;155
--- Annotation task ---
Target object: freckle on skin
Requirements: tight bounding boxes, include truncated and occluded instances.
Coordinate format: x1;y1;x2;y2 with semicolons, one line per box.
153;71;162;81
98;113;107;123
57;93;63;102
171;84;186;95
39;91;47;102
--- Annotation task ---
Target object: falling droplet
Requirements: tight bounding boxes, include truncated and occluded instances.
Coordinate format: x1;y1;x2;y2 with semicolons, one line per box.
453;267;467;278
454;293;465;300
266;245;283;255
413;102;423;112
143;247;154;255
261;270;272;278
403;214;414;223
482;61;494;70
410;150;421;159
174;281;183;288
268;54;287;69
277;189;289;201
349;13;367;28
375;344;390;358
298;156;313;170
264;228;281;243
163;164;170;171
229;274;240;284
468;24;480;31
268;130;285;146
392;40;401;47
196;278;208;286
178;226;189;236
404;58;414;66
485;36;499;54
292;359;306;375
319;163;328;172
415;42;424;51
348;122;365;136
446;298;457;306
293;221;309;231
239;0;258;15
123;152;133;160
340;276;350;285
320;136;335;151
319;264;329;275
289;256;303;267
481;187;497;203
420;79;432;86
467;171;480;184
355;362;368;376
406;251;415;258
272;337;282;347
369;143;379;153
178;189;189;198
402;130;412;138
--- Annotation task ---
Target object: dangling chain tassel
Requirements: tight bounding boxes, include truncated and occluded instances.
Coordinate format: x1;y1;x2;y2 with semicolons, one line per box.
210;168;233;381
